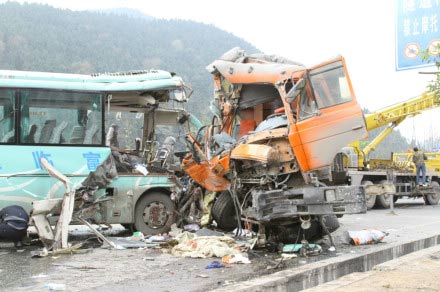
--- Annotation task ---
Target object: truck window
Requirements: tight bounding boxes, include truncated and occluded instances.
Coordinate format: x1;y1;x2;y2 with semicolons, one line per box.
0;89;15;143
309;61;352;109
298;86;318;120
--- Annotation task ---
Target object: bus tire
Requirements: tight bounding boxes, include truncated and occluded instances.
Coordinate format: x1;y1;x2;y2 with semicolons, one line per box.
424;181;440;205
134;192;175;235
374;180;392;209
362;180;376;210
212;191;238;231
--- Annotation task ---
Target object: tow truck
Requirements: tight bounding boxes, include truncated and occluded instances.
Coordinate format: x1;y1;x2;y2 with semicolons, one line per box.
335;90;440;209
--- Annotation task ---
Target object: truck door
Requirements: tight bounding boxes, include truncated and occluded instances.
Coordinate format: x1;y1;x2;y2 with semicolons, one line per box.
288;57;367;172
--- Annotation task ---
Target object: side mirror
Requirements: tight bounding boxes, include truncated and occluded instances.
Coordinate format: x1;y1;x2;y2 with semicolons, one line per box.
286;79;305;103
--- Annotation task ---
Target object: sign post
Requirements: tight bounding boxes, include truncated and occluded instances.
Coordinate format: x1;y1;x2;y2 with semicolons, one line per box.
396;0;440;70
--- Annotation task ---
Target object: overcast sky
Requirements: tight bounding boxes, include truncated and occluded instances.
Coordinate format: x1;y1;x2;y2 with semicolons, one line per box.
3;0;440;145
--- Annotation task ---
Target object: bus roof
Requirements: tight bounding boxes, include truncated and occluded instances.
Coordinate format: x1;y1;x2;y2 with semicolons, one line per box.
0;70;184;93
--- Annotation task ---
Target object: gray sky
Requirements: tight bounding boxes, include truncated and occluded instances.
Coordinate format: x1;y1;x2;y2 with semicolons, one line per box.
3;0;440;145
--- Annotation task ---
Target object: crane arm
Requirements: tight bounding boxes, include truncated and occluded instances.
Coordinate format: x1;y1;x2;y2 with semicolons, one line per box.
364;91;440;131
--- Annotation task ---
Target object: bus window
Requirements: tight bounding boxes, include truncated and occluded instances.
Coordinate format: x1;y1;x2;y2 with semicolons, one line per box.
0;89;15;143
19;90;103;145
106;111;144;150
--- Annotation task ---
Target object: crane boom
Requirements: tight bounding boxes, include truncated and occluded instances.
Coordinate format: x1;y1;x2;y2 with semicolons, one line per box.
347;90;439;169
364;91;440;131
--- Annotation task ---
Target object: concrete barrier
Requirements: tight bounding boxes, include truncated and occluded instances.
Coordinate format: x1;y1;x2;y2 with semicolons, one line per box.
212;233;440;292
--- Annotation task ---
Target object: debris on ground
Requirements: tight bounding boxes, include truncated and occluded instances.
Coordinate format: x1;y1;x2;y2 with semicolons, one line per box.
222;253;251;264
344;229;388;245
281;240;322;256
171;231;241;258
43;283;66;291
205;261;225;269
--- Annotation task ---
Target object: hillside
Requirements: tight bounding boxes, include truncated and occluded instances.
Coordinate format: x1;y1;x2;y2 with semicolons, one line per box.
0;2;413;155
0;2;257;122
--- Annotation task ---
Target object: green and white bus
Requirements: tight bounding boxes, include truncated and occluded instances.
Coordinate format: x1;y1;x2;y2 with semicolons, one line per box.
0;69;196;234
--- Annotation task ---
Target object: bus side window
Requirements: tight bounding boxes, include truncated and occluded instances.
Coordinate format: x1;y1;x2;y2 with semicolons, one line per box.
0;90;15;143
39;120;56;143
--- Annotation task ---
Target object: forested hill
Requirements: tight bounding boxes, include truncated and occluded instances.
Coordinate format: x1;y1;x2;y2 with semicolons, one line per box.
0;2;411;156
0;2;257;121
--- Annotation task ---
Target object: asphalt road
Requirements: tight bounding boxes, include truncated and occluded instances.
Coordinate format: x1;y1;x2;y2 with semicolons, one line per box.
0;198;439;292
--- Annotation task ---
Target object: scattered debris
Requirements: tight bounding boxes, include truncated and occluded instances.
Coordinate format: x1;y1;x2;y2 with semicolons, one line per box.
184;224;201;232
196;274;209;278
171;232;241;258
31;274;48;279
43;283;66;291
31;243;88;258
222;253;251;264
281;240;322;256
205;261;225;269
344;230;388;245
280;253;298;259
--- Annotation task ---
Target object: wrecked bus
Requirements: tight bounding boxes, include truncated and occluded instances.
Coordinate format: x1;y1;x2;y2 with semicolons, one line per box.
0;69;194;235
183;48;367;242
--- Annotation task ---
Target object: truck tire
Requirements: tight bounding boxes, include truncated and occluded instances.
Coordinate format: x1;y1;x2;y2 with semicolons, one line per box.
362;180;376;210
134;192;175;235
424;181;440;205
211;191;238;231
374;180;392;209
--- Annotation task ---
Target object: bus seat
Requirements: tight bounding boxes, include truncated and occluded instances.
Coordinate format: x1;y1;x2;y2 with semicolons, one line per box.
105;124;119;148
84;124;98;144
70;126;86;144
84;111;101;144
39;120;56;143
238;119;256;139
24;124;38;143
1;130;14;143
49;120;68;144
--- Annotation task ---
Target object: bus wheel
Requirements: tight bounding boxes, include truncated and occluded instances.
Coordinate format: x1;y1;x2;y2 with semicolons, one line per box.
134;192;175;235
375;180;392;209
212;191;238;231
424;181;440;205
362;181;376;210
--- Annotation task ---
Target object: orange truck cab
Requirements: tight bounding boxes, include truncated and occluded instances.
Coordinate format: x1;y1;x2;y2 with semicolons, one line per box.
182;48;367;239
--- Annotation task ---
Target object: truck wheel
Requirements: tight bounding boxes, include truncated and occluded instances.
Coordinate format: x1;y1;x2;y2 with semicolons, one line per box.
134;192;175;235
212;191;238;231
374;180;392;209
362;180;376;210
424;181;440;205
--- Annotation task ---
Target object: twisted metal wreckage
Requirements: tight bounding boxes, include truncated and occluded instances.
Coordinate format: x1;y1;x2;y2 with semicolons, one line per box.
30;48;368;252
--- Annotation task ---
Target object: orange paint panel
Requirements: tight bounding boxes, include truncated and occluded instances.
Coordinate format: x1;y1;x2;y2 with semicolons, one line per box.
288;124;310;171
230;144;274;163
211;60;305;85
182;159;230;192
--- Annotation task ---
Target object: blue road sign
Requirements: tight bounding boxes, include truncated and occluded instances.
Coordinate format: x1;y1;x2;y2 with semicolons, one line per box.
396;0;440;70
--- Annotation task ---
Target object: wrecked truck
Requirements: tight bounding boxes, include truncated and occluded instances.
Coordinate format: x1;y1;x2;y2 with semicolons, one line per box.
182;48;368;242
0;69;198;236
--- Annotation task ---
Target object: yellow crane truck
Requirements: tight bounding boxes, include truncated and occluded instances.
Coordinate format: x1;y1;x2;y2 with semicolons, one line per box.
333;90;440;209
